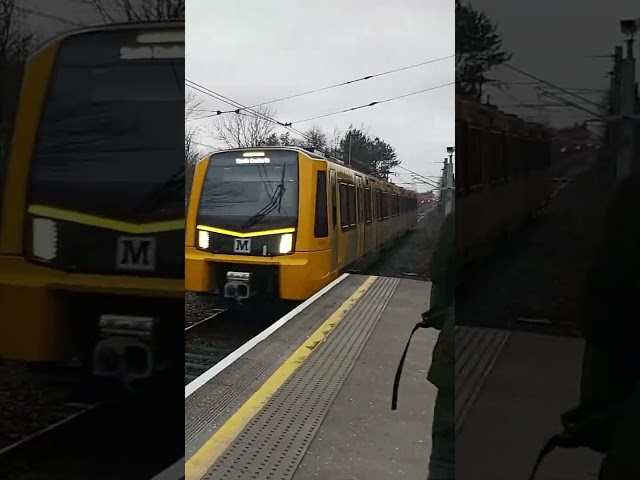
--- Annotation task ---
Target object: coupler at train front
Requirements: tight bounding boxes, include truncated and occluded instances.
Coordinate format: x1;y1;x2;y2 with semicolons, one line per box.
0;265;183;389
185;249;335;307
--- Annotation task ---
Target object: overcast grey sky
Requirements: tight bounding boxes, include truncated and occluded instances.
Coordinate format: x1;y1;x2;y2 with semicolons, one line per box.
470;0;639;128
186;0;454;191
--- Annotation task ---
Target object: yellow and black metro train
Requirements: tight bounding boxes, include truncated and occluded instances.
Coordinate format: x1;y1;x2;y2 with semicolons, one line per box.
0;22;184;383
186;147;418;302
456;95;552;271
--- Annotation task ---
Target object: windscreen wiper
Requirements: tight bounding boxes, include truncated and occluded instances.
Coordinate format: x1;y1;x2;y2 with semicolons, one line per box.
134;165;185;214
242;164;286;229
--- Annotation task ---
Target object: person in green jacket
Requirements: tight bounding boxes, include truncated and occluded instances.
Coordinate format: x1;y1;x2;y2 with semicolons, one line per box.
424;212;455;480
391;212;455;479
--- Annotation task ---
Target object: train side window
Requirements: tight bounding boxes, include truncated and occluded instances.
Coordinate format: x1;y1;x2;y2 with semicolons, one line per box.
348;184;356;226
340;183;349;229
382;192;388;219
314;170;329;238
467;127;482;190
331;174;337;229
365;188;371;223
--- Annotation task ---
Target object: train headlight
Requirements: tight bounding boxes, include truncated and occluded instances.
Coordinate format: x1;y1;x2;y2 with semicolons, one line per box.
279;233;293;254
32;218;58;261
197;230;210;249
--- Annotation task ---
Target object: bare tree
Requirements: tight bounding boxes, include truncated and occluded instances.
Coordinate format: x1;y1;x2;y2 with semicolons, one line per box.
185;91;203;198
213;106;278;149
185;90;203;164
298;125;328;152
80;0;184;23
0;1;35;162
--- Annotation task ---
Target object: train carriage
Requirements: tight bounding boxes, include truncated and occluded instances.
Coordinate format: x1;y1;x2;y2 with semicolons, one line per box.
456;95;552;271
0;21;185;383
186;146;418;303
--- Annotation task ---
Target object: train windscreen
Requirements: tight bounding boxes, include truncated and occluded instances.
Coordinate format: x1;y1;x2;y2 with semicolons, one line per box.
197;150;299;232
28;28;184;222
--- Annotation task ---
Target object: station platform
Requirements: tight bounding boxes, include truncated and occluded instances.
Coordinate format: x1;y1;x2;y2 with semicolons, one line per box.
184;273;437;480
456;326;602;479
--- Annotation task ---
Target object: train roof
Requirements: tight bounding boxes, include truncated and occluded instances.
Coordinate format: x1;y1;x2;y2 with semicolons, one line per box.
456;94;549;139
30;20;184;58
210;145;327;160
208;146;418;196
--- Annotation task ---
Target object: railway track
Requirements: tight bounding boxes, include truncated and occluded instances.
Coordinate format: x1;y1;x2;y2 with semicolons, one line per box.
184;301;297;387
185;309;229;385
0;398;183;480
0;401;100;460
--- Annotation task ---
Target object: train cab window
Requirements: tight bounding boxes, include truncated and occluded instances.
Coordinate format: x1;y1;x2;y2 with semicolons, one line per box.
365;188;372;223
314;170;328;238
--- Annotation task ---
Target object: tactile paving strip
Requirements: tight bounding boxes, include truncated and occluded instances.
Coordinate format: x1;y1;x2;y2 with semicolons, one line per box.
186;357;268;446
455;326;511;432
185;275;364;452
204;276;399;480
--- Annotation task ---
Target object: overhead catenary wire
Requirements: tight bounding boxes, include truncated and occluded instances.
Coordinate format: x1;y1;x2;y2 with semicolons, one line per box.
393;165;441;189
191;55;454;120
291;81;455;124
186;79;306;139
186;79;369;169
16;6;89;28
186;80;448;180
238;54;455;111
502;63;604;116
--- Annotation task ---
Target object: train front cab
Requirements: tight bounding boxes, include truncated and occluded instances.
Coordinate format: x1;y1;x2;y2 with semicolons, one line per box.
186;148;336;302
0;23;185;383
186;147;419;303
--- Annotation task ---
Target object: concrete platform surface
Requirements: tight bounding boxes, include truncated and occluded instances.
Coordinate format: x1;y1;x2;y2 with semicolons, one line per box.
292;278;435;480
456;329;602;479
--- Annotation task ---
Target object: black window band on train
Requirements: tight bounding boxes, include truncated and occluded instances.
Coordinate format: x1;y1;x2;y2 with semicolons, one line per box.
26;29;184;224
365;188;372;223
339;183;350;230
197;149;299;234
314;170;329;238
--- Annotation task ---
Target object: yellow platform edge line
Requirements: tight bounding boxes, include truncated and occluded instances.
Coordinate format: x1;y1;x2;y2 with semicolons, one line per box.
185;275;378;480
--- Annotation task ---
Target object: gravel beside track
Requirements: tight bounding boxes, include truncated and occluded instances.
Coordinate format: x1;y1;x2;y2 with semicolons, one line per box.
368;206;443;281
0;362;91;452
0;396;183;480
457;153;614;333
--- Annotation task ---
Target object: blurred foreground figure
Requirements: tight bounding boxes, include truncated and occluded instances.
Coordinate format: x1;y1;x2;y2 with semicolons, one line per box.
579;172;640;479
391;212;455;480
424;213;455;480
530;172;640;479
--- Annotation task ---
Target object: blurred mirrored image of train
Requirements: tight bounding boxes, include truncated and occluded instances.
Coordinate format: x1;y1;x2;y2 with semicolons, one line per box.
456;95;552;272
0;21;184;387
186;147;419;304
